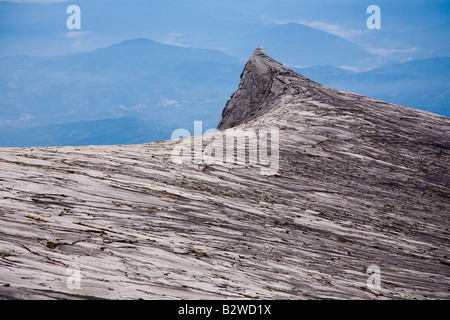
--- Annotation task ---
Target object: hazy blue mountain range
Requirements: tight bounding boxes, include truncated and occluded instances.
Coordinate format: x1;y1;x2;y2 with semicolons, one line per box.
0;1;379;69
0;117;173;148
1;0;449;63
296;57;450;116
0;38;242;129
1;0;448;147
218;23;377;69
0;38;449;147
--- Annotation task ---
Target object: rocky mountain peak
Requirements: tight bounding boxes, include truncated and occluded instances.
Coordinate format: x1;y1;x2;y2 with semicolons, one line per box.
217;47;300;130
245;46;292;76
0;46;449;300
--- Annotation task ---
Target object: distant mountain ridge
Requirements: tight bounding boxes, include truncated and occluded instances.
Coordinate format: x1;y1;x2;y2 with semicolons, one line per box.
0;39;448;147
228;23;377;68
0;117;171;148
0;38;242;128
295;57;450;117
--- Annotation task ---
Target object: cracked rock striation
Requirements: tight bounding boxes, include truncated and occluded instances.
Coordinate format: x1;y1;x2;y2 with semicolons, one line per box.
0;48;449;300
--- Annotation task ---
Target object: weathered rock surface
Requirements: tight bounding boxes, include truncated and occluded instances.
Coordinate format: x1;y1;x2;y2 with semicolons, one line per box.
218;47;298;130
0;48;449;300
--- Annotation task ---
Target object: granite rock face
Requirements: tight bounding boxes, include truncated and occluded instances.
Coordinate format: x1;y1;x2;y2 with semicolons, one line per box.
218;47;295;130
218;47;320;130
0;48;449;300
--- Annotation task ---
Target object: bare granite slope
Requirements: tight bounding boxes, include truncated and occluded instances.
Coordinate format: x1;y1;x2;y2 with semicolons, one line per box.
0;48;449;300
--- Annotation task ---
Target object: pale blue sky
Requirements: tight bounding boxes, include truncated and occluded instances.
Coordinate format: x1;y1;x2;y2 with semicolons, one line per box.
0;0;448;61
